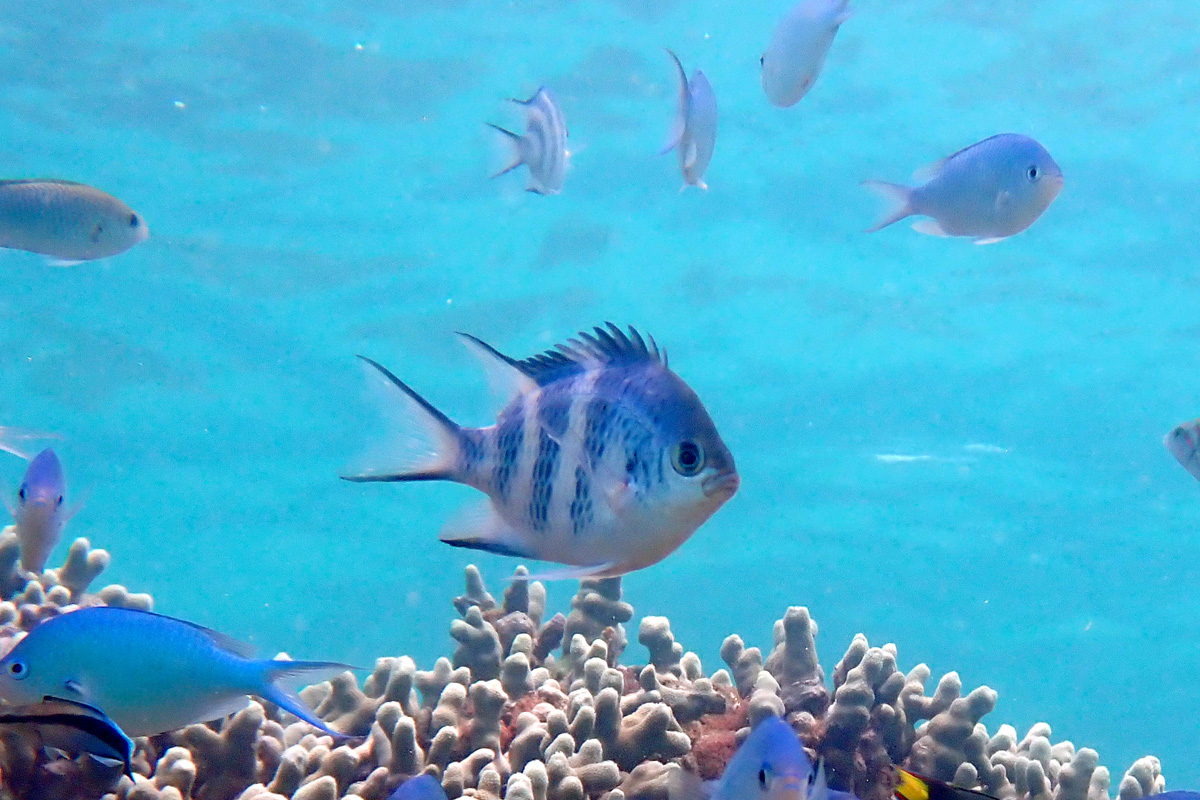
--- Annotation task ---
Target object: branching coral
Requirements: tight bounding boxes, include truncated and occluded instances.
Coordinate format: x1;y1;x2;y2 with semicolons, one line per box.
0;557;1169;800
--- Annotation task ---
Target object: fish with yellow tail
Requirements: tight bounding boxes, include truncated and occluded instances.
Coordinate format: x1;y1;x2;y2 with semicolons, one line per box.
893;769;1002;800
344;323;739;580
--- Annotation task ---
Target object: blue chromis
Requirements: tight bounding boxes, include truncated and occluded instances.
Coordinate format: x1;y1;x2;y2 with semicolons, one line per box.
671;715;845;800
0;180;148;265
344;324;739;580
760;0;851;108
662;49;718;191
1165;419;1200;481
389;774;449;800
863;134;1064;244
0;607;350;738
0;697;133;777
488;87;569;195
11;448;71;575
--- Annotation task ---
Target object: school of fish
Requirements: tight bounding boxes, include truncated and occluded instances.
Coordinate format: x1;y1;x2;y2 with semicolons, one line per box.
0;0;1196;796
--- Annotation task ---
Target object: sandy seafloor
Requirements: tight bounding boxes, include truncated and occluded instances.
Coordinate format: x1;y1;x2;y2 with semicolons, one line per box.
0;0;1197;788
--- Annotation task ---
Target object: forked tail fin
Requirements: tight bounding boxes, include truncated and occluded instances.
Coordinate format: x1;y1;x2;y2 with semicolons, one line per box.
862;180;914;232
342;356;463;483
258;660;354;738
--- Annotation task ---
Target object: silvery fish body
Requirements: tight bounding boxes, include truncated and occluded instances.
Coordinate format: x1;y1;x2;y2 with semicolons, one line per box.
488;87;568;195
14;448;68;574
760;0;851;108
1165;420;1200;481
672;715;848;800
0;607;350;738
662;50;718;190
863;134;1064;244
0;180;148;264
345;324;740;579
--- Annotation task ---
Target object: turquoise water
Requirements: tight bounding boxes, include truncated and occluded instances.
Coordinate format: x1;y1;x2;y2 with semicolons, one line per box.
1;0;1197;787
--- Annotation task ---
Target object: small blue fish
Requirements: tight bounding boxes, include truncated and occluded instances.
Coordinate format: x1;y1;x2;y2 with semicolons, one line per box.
0;697;133;777
389;774;449;800
0;607;350;738
488;87;569;195
673;715;848;800
12;449;70;575
760;0;851;108
344;324;739;580
863;134;1064;244
0;180;148;266
662;49;718;190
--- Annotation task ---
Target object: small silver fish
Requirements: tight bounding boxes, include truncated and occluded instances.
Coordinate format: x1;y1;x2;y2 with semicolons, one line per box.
1165;420;1200;481
0;697;133;777
345;324;740;579
0;607;351;738
11;448;70;575
863;134;1064;244
760;0;851;108
661;50;718;190
0;180;148;265
488;87;569;195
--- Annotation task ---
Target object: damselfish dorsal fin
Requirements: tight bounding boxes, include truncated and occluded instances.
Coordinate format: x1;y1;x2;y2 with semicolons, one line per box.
509;323;667;386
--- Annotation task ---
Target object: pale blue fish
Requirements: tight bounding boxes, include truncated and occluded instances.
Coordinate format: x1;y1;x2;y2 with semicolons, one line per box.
0;607;351;738
672;715;850;800
661;50;718;190
344;324;740;580
488;87;569;195
0;180;148;265
760;0;851;108
389;774;449;800
12;449;70;575
1165;419;1200;481
863;134;1064;244
0;426;59;460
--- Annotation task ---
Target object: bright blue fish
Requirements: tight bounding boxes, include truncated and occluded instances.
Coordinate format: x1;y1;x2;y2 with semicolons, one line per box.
12;449;71;574
344;323;739;580
389;774;449;800
662;49;718;190
488;87;568;195
673;715;847;800
863;133;1063;244
0;607;350;738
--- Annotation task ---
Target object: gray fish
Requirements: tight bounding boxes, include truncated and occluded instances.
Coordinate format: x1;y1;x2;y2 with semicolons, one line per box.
11;448;71;574
1165;419;1200;481
661;50;718;190
0;180;148;265
345;324;740;580
863;133;1064;244
761;0;851;107
488;87;568;195
0;697;133;777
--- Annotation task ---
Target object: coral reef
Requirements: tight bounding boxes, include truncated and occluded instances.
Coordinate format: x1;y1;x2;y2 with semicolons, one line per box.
0;551;1168;800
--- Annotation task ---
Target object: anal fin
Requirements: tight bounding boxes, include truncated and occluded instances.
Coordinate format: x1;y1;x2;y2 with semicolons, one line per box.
440;502;534;559
911;218;950;237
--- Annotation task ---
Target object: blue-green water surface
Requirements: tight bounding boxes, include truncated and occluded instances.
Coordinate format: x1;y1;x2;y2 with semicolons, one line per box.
1;0;1197;787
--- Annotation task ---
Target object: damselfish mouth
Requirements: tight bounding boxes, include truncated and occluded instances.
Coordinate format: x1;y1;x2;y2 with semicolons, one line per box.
702;471;740;498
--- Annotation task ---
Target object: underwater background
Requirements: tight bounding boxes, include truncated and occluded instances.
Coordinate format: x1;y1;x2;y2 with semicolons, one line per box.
0;0;1196;788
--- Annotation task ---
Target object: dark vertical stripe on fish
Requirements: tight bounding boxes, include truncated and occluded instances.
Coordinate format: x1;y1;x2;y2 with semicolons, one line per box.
459;429;486;481
494;407;523;502
583;397;611;466
529;430;559;531
569;465;592;536
538;388;571;440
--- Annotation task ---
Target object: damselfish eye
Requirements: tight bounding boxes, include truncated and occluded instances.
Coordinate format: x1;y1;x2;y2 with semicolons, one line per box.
758;769;768;789
17;487;25;501
1027;165;1039;181
671;441;705;476
129;213;140;227
8;660;27;679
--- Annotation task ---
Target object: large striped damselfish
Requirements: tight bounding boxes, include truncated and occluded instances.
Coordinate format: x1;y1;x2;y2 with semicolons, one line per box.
345;324;739;579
